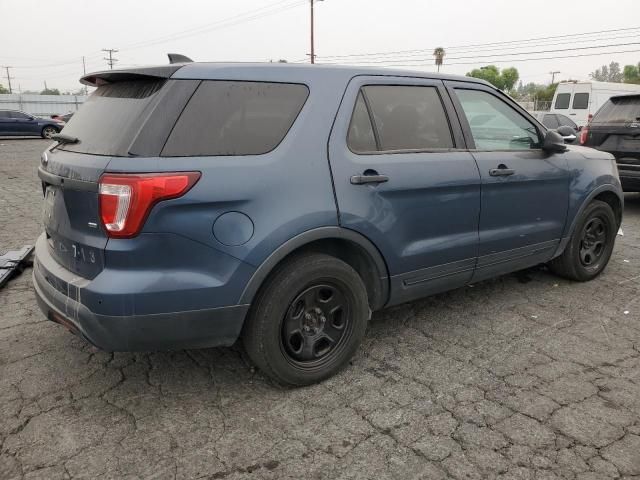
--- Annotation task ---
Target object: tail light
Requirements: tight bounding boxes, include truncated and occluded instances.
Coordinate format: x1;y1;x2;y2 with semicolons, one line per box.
579;126;589;145
99;172;200;238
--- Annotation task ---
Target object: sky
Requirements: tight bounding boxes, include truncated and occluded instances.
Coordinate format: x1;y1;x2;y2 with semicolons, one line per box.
1;0;640;93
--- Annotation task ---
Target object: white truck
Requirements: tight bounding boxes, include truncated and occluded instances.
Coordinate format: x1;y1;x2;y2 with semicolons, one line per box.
550;81;640;128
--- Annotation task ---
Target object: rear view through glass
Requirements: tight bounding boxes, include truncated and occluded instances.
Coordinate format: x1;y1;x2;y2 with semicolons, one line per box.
162;81;309;156
593;95;640;124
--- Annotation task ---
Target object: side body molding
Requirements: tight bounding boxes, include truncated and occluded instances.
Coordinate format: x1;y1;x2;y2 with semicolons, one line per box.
239;227;390;309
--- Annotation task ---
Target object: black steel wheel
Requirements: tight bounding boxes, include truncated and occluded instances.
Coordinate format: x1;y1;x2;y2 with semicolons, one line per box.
579;216;608;267
243;253;369;386
281;283;352;368
549;200;617;281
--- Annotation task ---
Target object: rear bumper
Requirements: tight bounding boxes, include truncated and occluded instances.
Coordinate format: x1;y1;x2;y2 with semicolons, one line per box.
33;235;249;351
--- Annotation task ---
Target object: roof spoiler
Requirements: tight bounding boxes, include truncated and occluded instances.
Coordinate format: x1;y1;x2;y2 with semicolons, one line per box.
80;54;193;87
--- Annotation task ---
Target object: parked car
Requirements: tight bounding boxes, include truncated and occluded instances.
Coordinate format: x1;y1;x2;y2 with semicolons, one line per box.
550;81;640;129
34;62;623;386
581;94;640;191
531;111;578;143
0;110;64;138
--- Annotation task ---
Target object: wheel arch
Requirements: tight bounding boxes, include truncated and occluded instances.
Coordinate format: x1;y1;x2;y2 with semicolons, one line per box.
554;184;623;258
239;227;390;311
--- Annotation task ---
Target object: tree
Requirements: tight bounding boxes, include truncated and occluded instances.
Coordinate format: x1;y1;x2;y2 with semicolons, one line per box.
0;83;8;94
466;65;519;91
535;83;558;103
623;63;640;84
433;47;445;73
501;67;520;91
41;88;60;95
590;62;623;82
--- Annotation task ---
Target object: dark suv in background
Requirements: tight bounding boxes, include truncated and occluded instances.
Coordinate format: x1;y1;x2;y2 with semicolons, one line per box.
34;62;623;386
582;94;640;191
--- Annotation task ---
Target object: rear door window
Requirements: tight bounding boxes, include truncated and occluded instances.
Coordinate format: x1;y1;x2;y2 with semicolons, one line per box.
162;81;309;156
0;111;10;119
572;93;589;109
555;93;571;109
347;92;377;152
354;85;454;151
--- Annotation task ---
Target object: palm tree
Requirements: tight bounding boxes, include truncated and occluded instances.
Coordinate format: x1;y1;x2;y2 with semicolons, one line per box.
433;47;446;72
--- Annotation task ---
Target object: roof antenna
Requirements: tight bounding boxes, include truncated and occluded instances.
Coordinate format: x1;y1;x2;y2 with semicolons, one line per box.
167;53;193;64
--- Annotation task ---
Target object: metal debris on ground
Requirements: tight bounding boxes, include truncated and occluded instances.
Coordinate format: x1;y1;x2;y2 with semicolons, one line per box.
0;245;34;288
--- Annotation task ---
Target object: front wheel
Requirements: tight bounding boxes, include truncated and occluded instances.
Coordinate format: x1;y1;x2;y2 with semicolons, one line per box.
548;200;617;281
243;253;369;386
41;126;58;139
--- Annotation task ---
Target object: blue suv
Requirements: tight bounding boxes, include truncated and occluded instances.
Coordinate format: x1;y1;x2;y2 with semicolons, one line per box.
34;62;623;385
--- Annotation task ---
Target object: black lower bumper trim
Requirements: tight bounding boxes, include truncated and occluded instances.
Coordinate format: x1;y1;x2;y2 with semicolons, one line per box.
33;261;249;352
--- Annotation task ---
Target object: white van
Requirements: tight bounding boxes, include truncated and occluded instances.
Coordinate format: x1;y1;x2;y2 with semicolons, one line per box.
550;81;640;128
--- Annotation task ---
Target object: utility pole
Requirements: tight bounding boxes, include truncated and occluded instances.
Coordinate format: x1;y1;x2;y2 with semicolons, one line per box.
309;0;323;64
102;48;118;70
2;66;13;93
82;56;88;95
550;71;561;84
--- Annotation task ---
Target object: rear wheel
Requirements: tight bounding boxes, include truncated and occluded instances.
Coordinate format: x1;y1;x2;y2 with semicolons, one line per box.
41;126;58;139
548;200;617;281
243;253;369;386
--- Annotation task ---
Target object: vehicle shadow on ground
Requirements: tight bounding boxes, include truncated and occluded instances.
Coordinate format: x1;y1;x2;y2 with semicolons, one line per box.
60;262;561;394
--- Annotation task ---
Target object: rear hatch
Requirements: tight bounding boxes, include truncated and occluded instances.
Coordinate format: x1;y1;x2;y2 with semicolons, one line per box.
39;66;197;279
586;94;640;163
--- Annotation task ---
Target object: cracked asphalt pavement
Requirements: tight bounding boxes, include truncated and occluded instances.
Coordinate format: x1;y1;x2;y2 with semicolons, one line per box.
2;138;640;480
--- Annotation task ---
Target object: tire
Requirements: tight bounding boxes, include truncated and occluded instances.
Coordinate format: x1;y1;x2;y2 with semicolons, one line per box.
242;253;369;386
549;200;617;281
41;126;58;139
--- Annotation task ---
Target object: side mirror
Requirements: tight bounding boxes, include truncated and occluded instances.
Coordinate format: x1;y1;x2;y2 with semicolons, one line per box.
556;126;577;143
542;130;568;153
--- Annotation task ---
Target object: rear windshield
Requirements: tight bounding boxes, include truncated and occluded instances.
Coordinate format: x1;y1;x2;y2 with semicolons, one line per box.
592;96;640;124
59;79;166;156
161;81;309;156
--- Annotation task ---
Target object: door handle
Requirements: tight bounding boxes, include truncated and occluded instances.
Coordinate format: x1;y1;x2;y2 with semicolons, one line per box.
489;165;515;177
350;172;389;185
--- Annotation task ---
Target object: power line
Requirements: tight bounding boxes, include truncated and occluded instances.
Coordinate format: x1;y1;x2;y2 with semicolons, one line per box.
359;48;640;68
321;41;640;65
119;0;306;51
317;26;640;60
3;0;305;70
318;31;640;62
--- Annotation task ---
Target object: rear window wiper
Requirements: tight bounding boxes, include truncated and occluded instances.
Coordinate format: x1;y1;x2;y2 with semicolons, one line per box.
51;133;79;144
50;133;79;151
